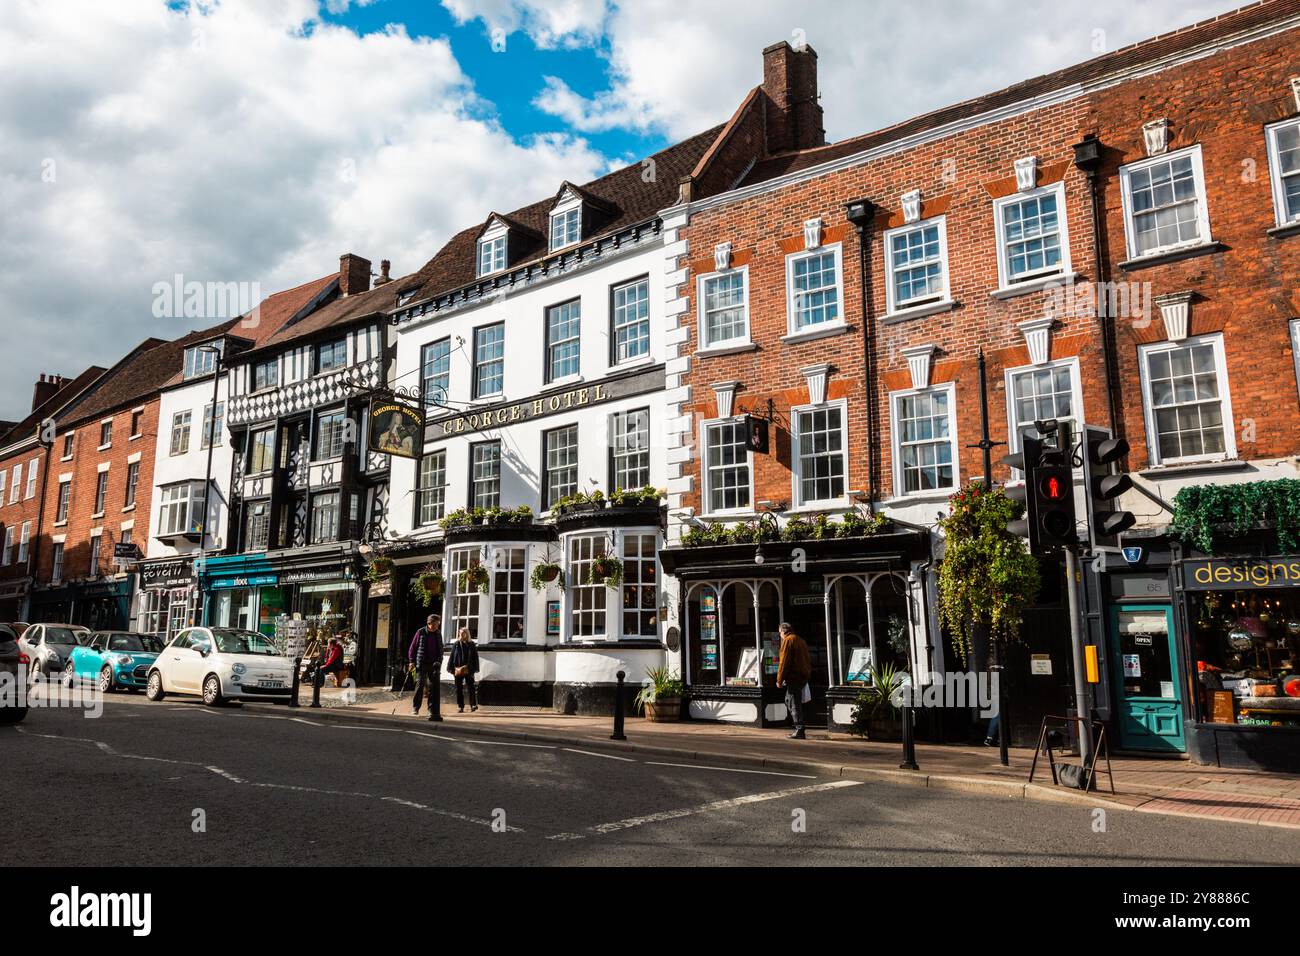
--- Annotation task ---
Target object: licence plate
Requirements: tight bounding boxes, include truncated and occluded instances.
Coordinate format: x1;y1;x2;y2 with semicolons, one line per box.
256;679;284;689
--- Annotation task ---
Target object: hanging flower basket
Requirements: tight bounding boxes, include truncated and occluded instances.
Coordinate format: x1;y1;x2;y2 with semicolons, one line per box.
366;556;394;583
461;562;490;594
409;566;444;606
530;560;564;591
586;554;623;589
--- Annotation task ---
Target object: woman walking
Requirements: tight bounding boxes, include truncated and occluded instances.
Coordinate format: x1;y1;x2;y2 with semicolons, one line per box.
447;627;480;713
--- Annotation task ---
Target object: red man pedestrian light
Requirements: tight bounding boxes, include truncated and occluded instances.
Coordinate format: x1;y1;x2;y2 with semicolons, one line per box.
1039;473;1067;501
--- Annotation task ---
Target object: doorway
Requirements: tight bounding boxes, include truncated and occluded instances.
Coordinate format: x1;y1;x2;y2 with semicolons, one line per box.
1109;604;1185;753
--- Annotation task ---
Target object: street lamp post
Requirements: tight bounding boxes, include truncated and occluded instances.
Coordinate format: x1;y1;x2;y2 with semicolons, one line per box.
197;343;222;626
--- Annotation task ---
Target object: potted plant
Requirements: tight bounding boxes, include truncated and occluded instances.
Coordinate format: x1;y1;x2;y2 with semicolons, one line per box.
586;553;623;589
847;662;904;740
409;565;444;606
530;559;564;591
460;562;490;594
633;664;684;722
439;508;472;532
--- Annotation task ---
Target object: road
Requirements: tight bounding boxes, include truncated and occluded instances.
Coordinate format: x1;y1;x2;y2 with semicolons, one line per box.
4;692;1297;867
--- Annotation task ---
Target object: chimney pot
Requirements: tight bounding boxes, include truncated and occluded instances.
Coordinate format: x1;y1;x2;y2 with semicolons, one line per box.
339;253;372;296
374;259;392;286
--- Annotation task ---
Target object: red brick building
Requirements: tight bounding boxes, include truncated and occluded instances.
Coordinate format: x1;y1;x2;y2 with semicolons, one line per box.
659;1;1300;767
0;369;105;623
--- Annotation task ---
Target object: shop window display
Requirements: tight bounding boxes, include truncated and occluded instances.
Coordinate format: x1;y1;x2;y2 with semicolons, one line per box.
1190;590;1300;728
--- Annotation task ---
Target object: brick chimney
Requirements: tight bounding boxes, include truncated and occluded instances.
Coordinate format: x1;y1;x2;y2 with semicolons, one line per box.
32;373;65;412
339;253;371;296
373;259;392;286
761;40;825;154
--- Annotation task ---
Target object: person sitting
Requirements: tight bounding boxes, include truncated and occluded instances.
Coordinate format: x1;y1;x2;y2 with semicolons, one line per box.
314;637;345;689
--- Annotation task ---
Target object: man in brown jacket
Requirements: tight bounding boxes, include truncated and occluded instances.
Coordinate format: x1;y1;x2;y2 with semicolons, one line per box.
776;622;812;739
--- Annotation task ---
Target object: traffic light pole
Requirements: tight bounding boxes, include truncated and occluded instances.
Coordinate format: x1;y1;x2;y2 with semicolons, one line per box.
1064;546;1094;767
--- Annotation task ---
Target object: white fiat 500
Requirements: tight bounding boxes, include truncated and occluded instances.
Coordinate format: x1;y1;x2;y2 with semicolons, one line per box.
146;627;294;706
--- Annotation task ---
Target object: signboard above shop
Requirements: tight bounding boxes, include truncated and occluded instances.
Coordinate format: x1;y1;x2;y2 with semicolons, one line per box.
1183;558;1300;591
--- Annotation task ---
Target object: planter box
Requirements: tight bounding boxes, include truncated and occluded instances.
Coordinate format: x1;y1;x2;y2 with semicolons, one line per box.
644;698;681;722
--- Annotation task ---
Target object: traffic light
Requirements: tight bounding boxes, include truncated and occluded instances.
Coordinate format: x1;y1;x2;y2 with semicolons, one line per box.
1083;425;1135;551
1033;420;1078;550
1002;434;1043;549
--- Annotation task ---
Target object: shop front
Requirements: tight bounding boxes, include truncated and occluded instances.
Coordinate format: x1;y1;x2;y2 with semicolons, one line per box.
0;578;29;623
31;576;134;631
134;556;198;642
660;525;932;730
1178;550;1300;772
199;544;365;677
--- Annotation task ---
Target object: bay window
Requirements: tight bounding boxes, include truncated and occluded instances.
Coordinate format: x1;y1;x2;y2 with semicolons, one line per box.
563;529;660;642
157;482;206;537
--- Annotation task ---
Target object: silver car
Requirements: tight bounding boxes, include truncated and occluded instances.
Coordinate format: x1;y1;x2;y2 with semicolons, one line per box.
19;623;90;682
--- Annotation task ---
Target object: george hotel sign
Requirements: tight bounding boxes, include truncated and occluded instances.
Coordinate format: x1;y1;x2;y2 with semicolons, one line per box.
425;364;663;440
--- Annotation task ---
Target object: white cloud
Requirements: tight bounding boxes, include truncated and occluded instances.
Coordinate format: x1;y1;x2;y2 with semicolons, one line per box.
525;0;1246;142
0;0;606;415
440;0;610;49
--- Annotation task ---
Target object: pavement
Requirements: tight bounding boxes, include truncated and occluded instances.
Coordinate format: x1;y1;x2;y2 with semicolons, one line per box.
288;681;1300;831
6;689;1300;866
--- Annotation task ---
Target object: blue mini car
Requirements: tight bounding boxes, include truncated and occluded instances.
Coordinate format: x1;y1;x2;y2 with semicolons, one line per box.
63;632;165;692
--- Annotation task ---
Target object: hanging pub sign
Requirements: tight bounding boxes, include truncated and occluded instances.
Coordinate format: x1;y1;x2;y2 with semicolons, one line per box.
369;400;424;460
744;415;769;454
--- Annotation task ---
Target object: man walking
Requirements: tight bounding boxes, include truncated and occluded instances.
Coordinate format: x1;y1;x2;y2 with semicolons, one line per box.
776;622;811;740
408;614;444;721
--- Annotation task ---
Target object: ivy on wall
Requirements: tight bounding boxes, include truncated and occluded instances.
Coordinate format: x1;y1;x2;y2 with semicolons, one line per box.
1170;479;1300;555
937;483;1041;665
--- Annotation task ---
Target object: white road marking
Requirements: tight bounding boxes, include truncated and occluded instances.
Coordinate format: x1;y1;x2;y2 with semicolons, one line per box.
644;761;816;779
457;739;555;750
563;748;635;762
588;780;863;835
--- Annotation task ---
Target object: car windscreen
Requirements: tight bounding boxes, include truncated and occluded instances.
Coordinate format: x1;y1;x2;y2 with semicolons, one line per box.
105;634;163;653
45;626;85;647
211;629;279;656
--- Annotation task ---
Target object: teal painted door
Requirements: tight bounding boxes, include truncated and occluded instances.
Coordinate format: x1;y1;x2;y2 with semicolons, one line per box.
1109;605;1185;753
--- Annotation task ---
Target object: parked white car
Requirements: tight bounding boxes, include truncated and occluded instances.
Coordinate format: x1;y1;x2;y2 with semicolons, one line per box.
145;627;295;706
19;624;89;682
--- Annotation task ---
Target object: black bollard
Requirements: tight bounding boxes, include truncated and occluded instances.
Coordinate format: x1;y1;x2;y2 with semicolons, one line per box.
288;656;301;709
310;657;322;709
899;703;919;770
610;670;627;741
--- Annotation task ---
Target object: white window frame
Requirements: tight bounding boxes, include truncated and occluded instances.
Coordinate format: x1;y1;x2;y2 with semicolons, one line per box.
1119;145;1213;260
0;470;6;504
785;243;845;335
51;541;64;584
472;323;505;399
696;266;750;351
890;382;960;498
1138;333;1237;467
1265;118;1300;227
416;449;447;527
543;423;579;510
790;399;850;510
549;204;581;251
98;419;113;449
55;478;71;524
1002;358;1085;470
92;469;109;517
157;482;206;537
17;521;31;563
561;527;661;643
169;410;191;457
610;408;651;493
1;527;11;566
25;458;38;499
700;416;754;517
883;217;951;317
545;299;582;384
477;233;507;277
8;465;19;504
1292;320;1300;406
611;276;651;366
201;401;224;449
993;182;1072;290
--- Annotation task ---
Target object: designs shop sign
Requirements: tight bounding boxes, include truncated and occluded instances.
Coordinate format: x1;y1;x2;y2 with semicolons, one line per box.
426;365;662;439
1184;557;1300;590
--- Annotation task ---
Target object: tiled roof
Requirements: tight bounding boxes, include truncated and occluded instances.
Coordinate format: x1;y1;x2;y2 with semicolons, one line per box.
243;123;727;352
739;0;1300;186
162;273;338;380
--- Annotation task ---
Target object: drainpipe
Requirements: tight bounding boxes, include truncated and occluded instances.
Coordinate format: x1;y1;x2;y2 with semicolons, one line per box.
1072;135;1121;438
844;198;879;511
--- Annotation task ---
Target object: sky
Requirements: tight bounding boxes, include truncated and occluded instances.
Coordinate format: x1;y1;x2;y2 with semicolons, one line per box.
0;0;1246;419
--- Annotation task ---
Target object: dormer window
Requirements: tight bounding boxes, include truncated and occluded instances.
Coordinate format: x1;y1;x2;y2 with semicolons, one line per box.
550;206;581;251
183;342;222;380
396;287;419;308
477;234;506;277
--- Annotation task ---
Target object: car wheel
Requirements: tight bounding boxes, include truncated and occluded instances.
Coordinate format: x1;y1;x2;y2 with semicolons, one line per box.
62;661;76;689
99;666;116;694
202;674;224;707
145;670;165;702
0;705;28;724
